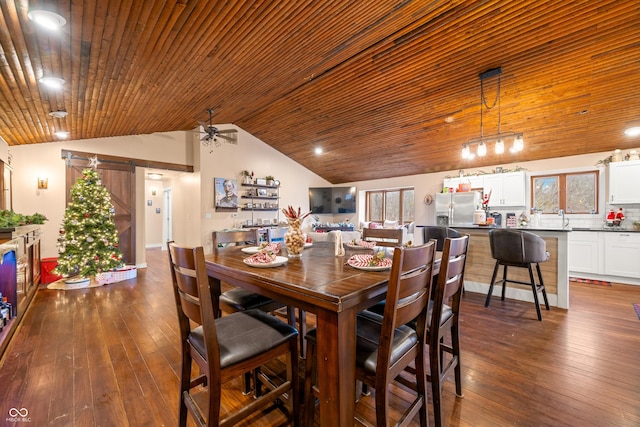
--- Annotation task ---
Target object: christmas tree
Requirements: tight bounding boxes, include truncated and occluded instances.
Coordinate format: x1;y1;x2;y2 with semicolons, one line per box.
55;168;124;278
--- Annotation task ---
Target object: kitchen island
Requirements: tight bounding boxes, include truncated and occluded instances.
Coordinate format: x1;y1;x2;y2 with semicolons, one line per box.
451;226;571;309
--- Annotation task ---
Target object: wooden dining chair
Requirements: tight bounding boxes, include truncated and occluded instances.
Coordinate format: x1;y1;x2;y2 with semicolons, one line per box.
368;235;469;427
425;235;469;427
213;229;285;317
213;229;307;390
362;227;404;247
167;242;300;427
303;241;437;426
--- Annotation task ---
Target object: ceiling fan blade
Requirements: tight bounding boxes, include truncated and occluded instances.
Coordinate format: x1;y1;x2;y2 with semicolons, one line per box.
216;135;238;144
216;129;238;134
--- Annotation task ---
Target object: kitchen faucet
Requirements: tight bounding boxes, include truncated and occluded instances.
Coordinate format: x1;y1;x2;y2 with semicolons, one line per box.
558;209;569;228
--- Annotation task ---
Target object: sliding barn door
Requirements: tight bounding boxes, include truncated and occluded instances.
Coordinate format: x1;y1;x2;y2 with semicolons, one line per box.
65;157;136;265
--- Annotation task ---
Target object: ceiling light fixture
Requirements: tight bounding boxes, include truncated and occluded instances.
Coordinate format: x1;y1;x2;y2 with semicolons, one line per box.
624;121;640;137
462;67;524;159
49;110;68;119
39;76;65;89
55;131;69;139
147;173;163;180
27;9;66;30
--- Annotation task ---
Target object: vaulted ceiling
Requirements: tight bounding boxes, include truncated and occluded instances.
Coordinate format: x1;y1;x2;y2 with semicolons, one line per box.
1;1;639;183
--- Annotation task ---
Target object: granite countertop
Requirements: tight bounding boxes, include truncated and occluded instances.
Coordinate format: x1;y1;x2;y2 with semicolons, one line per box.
570;227;640;233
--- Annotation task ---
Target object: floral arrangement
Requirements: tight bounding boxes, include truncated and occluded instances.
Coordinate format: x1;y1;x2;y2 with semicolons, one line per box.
281;205;311;222
240;170;254;178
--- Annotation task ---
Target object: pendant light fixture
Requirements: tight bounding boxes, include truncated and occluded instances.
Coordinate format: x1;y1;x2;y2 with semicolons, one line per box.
462;67;524;159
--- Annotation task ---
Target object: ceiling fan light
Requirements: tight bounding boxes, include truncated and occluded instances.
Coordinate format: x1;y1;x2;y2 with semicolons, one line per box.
39;76;65;89
495;138;505;154
477;142;487;156
28;10;66;30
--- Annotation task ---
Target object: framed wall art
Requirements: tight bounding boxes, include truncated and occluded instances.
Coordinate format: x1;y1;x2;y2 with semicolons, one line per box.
214;177;238;210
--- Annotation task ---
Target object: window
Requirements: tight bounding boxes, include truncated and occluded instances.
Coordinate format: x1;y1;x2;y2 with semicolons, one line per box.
531;171;598;214
366;188;414;224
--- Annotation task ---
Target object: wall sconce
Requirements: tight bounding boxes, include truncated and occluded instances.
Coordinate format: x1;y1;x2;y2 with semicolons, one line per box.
462;67;524;159
37;177;48;189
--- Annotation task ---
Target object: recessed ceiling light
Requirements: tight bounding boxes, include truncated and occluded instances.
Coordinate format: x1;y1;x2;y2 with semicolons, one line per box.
625;126;640;137
55;131;69;139
314;147;323;155
28;10;66;30
49;110;68;119
39;76;65;89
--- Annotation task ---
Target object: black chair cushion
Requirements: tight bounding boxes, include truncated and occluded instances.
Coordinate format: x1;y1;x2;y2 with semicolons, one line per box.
220;288;278;311
354;310;417;375
189;309;298;368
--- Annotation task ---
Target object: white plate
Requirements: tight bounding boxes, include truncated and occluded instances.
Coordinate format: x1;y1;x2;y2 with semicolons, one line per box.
243;255;289;268
304;242;313;247
347;255;392;271
241;246;261;254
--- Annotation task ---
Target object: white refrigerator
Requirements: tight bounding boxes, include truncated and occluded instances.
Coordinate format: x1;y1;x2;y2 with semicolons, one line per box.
434;191;482;226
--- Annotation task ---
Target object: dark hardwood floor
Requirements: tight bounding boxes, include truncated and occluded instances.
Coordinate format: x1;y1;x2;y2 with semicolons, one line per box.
1;248;639;426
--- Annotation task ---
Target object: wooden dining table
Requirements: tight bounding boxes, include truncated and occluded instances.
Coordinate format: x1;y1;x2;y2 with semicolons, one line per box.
205;241;440;426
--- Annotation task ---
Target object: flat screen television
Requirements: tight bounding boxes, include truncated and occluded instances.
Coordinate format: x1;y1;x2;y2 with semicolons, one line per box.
309;187;357;214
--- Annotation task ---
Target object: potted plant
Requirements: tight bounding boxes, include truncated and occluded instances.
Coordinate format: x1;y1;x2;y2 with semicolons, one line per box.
240;170;253;184
265;175;275;186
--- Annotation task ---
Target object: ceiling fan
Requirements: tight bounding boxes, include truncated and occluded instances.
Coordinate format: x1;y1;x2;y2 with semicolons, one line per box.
198;108;238;149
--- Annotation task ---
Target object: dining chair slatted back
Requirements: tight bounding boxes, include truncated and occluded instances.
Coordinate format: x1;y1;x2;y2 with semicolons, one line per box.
303;241;436;426
362;227;404;247
168;242;300;427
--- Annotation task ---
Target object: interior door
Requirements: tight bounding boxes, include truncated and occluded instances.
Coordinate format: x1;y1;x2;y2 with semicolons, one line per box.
65;158;136;265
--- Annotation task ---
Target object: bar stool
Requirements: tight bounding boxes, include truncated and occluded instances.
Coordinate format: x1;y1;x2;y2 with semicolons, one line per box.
485;229;550;321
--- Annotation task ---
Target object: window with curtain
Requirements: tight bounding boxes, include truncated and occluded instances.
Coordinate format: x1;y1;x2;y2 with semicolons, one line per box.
366;188;414;224
531;171;598;214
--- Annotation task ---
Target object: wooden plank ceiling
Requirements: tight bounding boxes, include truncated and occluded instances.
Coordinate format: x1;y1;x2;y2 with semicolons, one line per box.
1;0;639;183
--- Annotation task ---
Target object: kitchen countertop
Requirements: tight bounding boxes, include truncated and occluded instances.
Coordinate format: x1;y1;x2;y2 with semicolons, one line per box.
450;225;574;232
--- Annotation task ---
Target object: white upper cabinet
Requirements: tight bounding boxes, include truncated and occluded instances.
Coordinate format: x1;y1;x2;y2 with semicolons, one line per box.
609;160;640;204
482;171;526;207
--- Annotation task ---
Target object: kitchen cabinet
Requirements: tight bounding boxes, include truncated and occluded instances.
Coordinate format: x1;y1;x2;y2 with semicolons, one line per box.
608;160;640;204
482;171;526;207
568;231;603;274
603;232;640;278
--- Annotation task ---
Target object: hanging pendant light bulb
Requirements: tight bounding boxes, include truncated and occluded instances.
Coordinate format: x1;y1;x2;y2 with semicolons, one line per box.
477;142;487;156
495;138;505;154
513;134;524;152
461;144;471;159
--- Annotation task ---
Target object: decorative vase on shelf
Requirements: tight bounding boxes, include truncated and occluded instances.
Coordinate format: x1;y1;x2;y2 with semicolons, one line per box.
284;218;305;258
